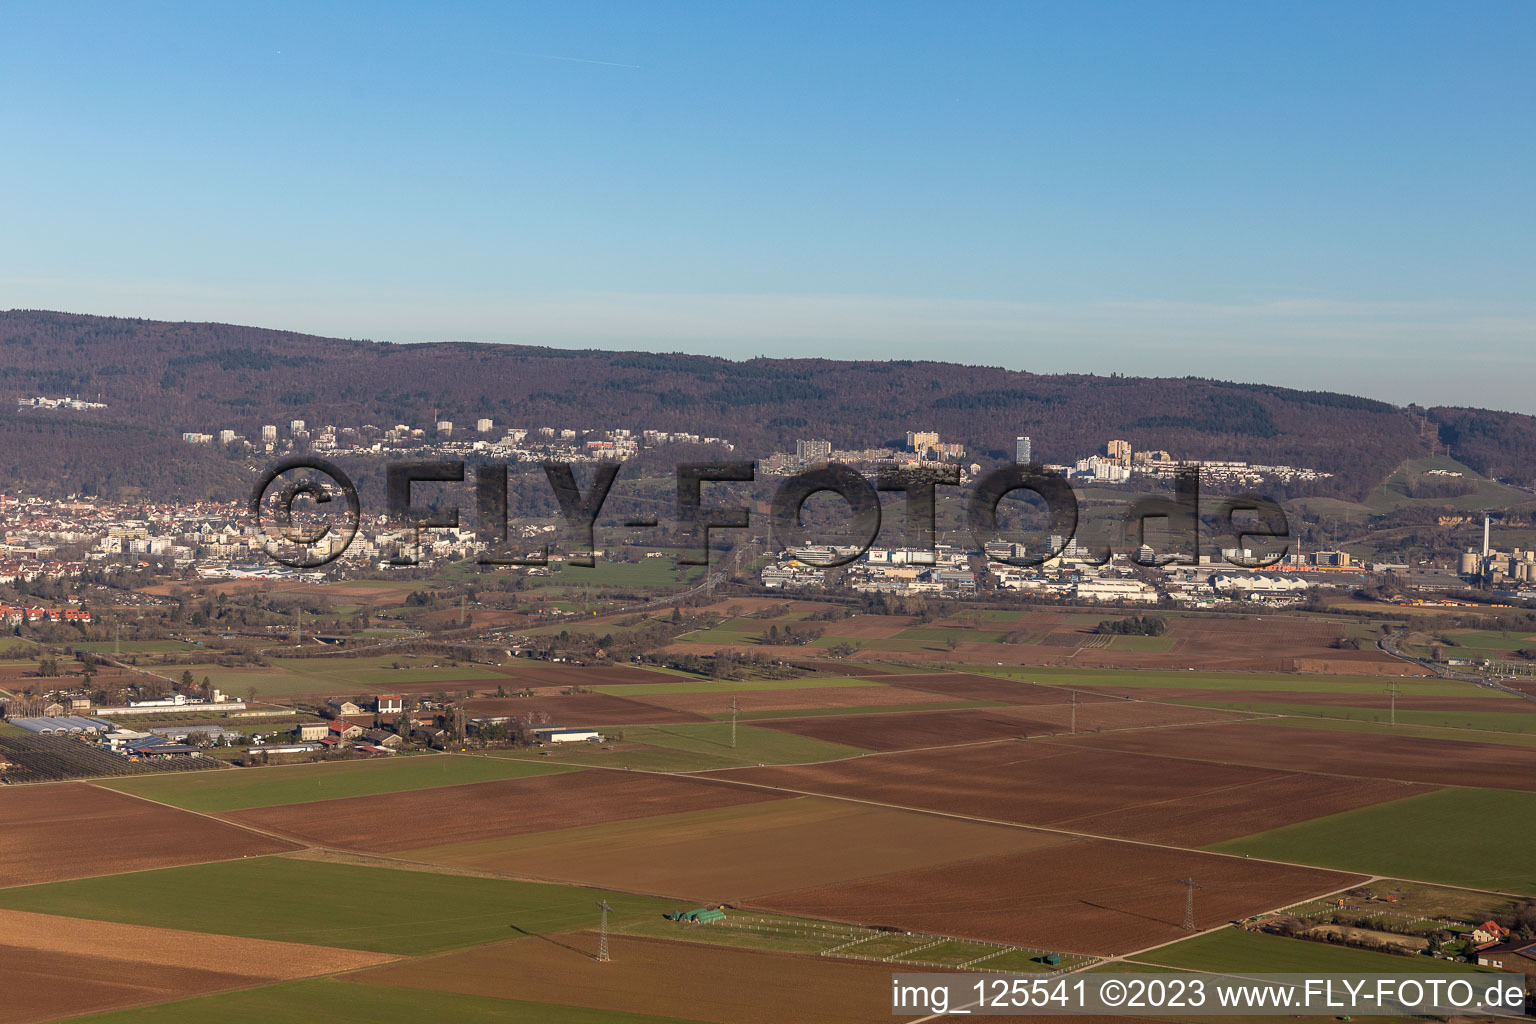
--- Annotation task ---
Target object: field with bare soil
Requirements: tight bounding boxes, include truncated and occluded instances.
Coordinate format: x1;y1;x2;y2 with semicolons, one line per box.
346;931;924;1024
399;796;1061;900
753;841;1361;955
0;783;297;888
224;769;789;852
709;739;1433;845
1058;721;1536;791
0;907;395;1024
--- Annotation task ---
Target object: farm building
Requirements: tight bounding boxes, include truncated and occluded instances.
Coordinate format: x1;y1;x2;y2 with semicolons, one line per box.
375;694;404;714
255;742;323;755
103;729;154;751
150;724;239;743
328;720;364;740
120;737;199;759
9;716;112;735
533;727;602;744
295;722;329;741
1476;939;1536;969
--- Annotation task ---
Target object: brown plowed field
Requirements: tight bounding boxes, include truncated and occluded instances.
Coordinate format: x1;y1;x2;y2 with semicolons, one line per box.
0;946;263;1024
463;693;709;724
1059;721;1536;791
0;907;396;1024
1094;687;1533;714
622;683;966;715
347;931;924;1024
854;644;1419;674
759;703;1252;751
753;842;1360;955
0;783;297;888
858;672;1119;704
401;797;1062;900
708;740;1430;846
225;769;788;852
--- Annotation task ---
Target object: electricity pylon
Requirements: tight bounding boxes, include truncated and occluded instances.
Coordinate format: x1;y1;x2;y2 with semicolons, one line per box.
1180;878;1203;931
596;900;613;962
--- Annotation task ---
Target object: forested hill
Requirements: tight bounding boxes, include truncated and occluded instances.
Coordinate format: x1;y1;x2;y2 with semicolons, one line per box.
2;309;1532;500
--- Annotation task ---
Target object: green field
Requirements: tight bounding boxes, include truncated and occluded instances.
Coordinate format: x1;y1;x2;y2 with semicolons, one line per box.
1211;788;1536;892
1133;926;1493;974
978;665;1501;697
96;754;576;812
75;640;196;653
157;655;506;697
60;978;703;1024
1438;629;1536;652
490;722;865;772
727;699;1000;721
589;677;877;696
526;559;703;590
271;656;502;686
1251;714;1536;748
0;857;680;956
1364;456;1536;514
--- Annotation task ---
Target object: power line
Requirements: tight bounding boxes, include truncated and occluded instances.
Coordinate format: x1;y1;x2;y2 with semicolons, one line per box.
730;695;739;749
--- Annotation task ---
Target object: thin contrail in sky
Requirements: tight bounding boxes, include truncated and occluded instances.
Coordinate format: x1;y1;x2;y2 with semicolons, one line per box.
511;50;641;70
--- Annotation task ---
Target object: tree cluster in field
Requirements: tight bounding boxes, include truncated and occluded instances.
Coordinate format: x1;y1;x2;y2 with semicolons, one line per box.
1403;474;1478;499
759;623;825;646
1093;615;1168;636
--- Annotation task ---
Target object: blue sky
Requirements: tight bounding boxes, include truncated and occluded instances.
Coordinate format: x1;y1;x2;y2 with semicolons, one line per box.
3;2;1533;410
